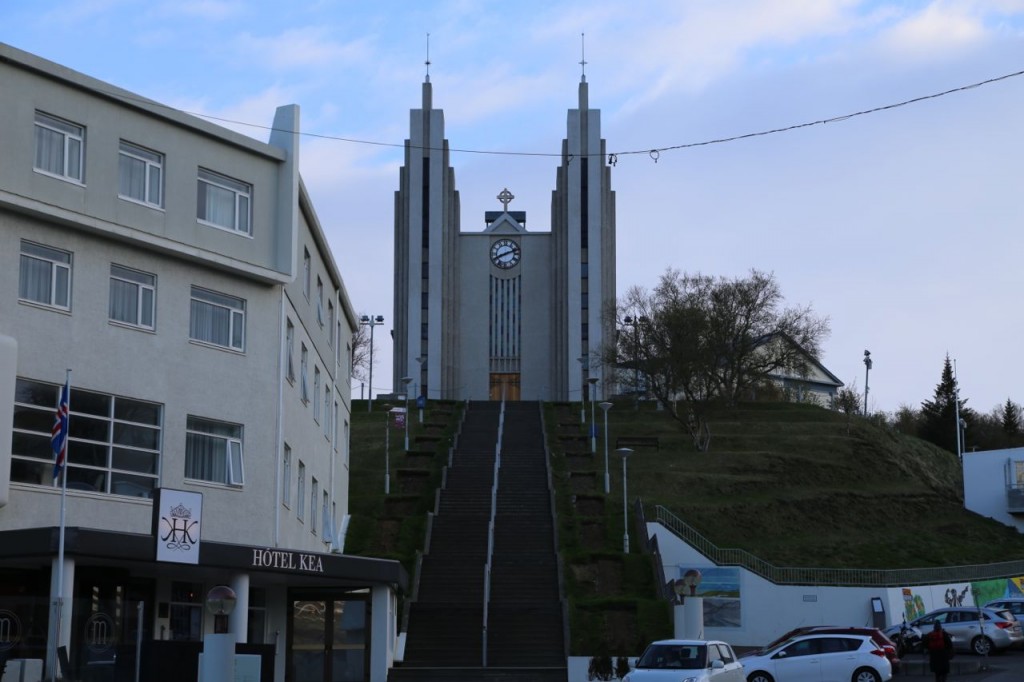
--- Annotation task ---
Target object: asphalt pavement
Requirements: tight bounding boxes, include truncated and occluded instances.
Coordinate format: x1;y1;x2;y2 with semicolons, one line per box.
898;649;1024;681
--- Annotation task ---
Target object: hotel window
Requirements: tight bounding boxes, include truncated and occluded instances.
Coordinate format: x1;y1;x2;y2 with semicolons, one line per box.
344;420;350;467
286;319;296;381
185;416;244;486
109;264;155;329
34;111;84;182
248;588;268;644
297;461;306;521
333;400;339;450
11;379;161;496
190;286;245;351
323;385;331;438
197;168;251;235
282;443;292;507
118;141;163;207
303;248;311;300
311;478;319;533
316;277;324;326
327;300;335;347
19;240;71;310
313;367;321;423
322;491;331;543
300;344;309;402
169;581;203;642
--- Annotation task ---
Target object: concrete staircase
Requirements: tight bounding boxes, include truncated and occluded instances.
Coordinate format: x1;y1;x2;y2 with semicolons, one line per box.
391;401;567;682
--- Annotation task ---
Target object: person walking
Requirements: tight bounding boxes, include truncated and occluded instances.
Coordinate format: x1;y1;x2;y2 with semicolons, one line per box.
922;621;954;682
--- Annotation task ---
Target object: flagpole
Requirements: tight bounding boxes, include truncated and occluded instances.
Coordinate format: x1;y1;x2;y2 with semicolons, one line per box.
52;368;71;680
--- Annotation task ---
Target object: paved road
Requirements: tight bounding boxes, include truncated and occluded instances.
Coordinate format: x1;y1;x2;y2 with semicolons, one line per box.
899;649;1024;681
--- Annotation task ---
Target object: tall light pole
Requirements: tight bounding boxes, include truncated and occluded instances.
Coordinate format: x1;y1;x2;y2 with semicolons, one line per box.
623;316;646;410
599;402;612;493
415;355;427;423
617;447;633;552
360;314;384;412
577;356;587;423
588;377;599;452
863;350;872;416
384;403;394;494
401;377;413;451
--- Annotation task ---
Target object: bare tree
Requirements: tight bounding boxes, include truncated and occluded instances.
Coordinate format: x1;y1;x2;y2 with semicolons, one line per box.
350;317;371;383
606;268;830;451
834;382;862;434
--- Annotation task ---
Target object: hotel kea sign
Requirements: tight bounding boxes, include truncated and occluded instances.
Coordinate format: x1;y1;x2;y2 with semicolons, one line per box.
154;488;203;564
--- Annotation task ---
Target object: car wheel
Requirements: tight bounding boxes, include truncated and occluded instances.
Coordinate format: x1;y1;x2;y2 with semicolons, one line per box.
971;635;993;656
747;672;774;682
852;667;881;682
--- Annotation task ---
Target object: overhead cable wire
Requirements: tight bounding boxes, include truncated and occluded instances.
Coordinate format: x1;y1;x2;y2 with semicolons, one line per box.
99;67;1024;161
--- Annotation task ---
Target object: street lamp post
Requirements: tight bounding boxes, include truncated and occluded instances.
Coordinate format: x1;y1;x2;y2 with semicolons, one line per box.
384;403;395;494
599;402;612;493
863;350;872;416
577;356;587;423
623;316;647;410
359;315;385;412
588;377;599;453
617;447;633;552
415;355;427;423
401;377;413;451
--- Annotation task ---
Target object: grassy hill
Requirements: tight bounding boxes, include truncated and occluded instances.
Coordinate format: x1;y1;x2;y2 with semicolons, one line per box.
345;397;1024;653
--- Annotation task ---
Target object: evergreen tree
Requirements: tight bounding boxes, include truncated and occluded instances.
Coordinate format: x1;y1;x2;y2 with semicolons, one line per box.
919;354;971;455
1002;398;1021;437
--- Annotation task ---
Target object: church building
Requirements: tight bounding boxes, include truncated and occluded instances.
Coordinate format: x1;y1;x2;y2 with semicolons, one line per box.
392;74;617;402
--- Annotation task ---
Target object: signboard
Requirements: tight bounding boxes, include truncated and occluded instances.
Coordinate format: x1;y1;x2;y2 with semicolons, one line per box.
154;488;203;564
391;407;406;429
416;395;426;409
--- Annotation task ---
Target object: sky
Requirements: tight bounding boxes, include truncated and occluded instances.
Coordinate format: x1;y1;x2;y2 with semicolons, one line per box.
4;0;1024;416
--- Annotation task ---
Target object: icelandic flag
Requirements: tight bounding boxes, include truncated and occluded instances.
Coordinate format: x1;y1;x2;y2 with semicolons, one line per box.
52;380;70;482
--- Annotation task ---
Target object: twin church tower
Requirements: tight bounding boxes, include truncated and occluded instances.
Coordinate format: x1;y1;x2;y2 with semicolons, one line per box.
392;74;617;401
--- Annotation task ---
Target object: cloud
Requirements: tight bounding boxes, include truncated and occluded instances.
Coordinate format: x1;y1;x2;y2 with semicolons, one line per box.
232;27;377;71
155;0;244;21
877;2;988;58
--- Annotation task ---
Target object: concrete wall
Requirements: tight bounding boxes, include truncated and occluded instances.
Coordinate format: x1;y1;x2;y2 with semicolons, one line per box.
964;447;1024;533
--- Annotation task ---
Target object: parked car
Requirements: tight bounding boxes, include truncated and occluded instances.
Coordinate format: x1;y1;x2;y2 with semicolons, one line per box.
897;606;1023;656
740;633;892;682
985;597;1024;618
624;639;745;682
755;626;901;672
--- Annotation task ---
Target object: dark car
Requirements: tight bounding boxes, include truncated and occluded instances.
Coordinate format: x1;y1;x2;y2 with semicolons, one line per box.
758;626;902;671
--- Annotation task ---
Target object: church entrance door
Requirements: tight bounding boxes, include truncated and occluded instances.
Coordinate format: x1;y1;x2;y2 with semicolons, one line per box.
489;373;520;401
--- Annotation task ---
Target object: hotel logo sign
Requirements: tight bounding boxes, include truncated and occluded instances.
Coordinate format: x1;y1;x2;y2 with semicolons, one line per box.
251;548;324;573
155;489;203;564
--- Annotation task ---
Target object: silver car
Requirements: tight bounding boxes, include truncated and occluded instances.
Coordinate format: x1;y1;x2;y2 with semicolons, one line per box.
908;606;1023;655
985;597;1024;618
624;639;745;682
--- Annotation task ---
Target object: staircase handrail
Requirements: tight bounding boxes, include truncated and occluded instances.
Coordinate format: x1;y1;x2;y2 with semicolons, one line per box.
654;503;1024;586
482;397;505;666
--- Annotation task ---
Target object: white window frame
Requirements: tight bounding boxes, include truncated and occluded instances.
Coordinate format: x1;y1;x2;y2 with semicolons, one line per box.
185;416;244;486
189;286;245;351
282;443;292;508
323;386;331;438
322;491;331;543
297;461;306;521
311;478;319;534
109;264;156;330
333;401;340;450
34;111;84;182
313;367;321;423
327;300;335;348
300;345;309;403
19;240;72;310
303;249;311;300
197;168;252;235
118;141;163;207
285;319;296;382
316;277;324;326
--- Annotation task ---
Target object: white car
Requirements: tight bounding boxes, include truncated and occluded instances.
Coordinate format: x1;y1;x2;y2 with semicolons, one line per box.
740;633;892;682
624;639;745;682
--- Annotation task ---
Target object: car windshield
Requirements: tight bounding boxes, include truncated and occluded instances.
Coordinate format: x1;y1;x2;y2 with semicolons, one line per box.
636;644;707;669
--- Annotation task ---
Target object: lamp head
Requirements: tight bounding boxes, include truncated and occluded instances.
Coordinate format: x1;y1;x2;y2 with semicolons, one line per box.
206;585;237;616
375;315;384;323
616;447;633;458
599;401;613;411
401;376;413;385
587;377;599;385
359;315;369;323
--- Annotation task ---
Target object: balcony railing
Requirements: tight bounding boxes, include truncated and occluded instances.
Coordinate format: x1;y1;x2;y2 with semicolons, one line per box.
1008;484;1024;514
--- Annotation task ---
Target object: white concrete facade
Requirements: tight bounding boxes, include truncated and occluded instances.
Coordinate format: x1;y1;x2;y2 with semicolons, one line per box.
963;446;1024;533
0;43;401;682
392;78;616;402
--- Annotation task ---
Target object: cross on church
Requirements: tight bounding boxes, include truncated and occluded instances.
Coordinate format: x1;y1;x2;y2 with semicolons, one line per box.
497;187;514;211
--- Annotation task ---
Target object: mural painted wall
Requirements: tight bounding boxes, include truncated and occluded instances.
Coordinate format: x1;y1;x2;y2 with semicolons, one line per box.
677;566;741;627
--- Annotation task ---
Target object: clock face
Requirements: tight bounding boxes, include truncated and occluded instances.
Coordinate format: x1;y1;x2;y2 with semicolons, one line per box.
490;238;521;269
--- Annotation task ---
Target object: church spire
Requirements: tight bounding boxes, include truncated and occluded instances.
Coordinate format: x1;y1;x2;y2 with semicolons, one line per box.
578;33;589;108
